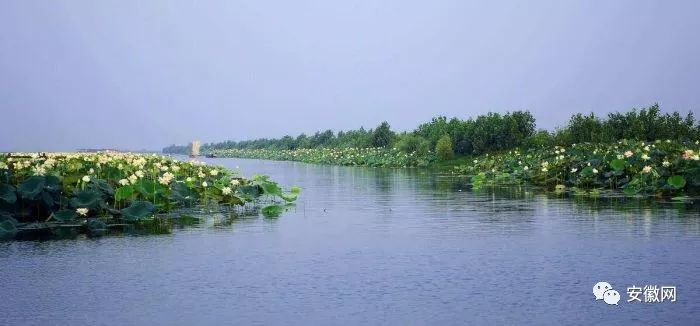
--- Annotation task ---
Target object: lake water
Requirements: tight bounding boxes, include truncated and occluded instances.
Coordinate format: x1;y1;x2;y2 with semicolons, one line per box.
2;158;700;325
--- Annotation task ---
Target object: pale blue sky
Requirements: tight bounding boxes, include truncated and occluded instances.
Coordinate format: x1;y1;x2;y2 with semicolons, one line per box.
1;0;699;151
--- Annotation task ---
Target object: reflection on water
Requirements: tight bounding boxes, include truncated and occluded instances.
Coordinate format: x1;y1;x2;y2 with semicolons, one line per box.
1;158;700;325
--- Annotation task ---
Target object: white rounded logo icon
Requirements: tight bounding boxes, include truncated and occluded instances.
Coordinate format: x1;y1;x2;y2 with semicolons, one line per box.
593;281;612;300
604;289;620;305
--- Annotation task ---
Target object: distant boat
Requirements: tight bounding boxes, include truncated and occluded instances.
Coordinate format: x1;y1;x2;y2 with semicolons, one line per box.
205;153;216;158
189;140;201;157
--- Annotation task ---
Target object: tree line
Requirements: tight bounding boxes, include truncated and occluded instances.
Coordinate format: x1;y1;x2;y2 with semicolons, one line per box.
163;104;699;160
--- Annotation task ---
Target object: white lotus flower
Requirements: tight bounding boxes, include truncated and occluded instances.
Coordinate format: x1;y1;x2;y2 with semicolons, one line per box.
33;166;46;176
202;181;208;187
662;161;671;167
222;186;232;195
641;154;650;161
76;208;89;216
128;175;138;184
541;167;548;172
186;177;193;182
592;168;598;174
642;166;652;173
571;168;578;173
118;179;129;186
210;169;218;176
135;170;145;178
230;179;240;186
158;172;175;185
82;175;90;182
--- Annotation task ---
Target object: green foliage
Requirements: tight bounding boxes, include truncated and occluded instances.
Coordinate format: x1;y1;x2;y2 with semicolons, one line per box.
667;175;686;189
0;152;300;240
416;111;535;155
120;200;156;221
167;111;536;158
523;130;554;149
454;140;700;196
436;135;454;161
214;147;434;168
261;204;285;218
115;185;135;202
18;176;47;200
0;184;17;204
70;190;103;210
371;121;396;147
396;133;431;158
0;219;18;240
166;105;697;164
170;183;198;205
52;209;78;222
610;159;626;171
554;104;698;145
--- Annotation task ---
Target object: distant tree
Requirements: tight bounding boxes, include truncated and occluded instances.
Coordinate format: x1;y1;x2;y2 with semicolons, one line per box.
436;135;454;161
372;121;395;147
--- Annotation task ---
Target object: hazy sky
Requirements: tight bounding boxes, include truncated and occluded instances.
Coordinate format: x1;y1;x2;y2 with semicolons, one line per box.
1;1;699;151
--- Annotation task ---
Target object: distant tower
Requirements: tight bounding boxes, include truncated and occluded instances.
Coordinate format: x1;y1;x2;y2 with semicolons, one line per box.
190;140;201;157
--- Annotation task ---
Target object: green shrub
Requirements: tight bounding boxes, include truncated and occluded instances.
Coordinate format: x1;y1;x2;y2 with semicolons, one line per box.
396;134;424;153
436;135;454;161
372;121;396;147
417;139;431;157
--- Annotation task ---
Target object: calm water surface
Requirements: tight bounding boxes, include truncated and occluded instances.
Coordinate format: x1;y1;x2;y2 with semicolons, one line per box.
2;158;700;325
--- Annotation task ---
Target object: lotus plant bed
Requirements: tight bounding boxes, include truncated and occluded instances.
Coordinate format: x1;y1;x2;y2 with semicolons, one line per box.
454;140;700;199
0;152;300;241
211;147;435;168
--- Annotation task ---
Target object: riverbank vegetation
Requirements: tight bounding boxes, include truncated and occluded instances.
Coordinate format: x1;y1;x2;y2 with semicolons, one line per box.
0;152;299;240
161;104;700;197
456;140;700;197
214;147;432;168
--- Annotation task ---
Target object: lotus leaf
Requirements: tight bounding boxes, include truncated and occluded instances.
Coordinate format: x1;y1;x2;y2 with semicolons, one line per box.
0;184;17;204
667;175;687;189
261;204;285;218
121;200;156;221
70;190;103;209
18;176;46;200
115;185;135;202
52;209;78;222
610;159;626;171
0;220;17;240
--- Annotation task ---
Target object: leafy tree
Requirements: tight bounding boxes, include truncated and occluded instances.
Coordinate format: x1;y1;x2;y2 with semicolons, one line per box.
436;135;454;161
372;122;395;147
